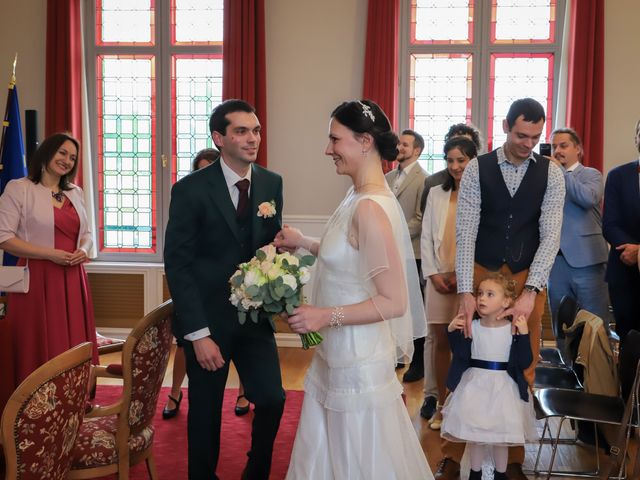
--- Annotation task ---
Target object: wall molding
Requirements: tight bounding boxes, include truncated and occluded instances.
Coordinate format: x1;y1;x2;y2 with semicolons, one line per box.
98;327;304;348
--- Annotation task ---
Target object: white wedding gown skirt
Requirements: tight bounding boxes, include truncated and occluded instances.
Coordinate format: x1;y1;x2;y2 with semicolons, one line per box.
286;191;432;480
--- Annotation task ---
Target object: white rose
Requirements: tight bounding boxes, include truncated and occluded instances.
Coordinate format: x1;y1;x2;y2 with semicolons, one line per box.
299;266;311;285
244;269;265;288
241;298;262;310
281;274;297;291
281;252;299;267
267;264;283;280
229;290;242;307
259;244;277;263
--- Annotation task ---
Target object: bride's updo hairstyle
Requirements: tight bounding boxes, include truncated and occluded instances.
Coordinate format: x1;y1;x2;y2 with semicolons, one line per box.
331;100;399;162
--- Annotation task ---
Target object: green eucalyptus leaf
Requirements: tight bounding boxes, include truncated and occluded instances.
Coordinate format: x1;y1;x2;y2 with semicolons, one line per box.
238;311;246;325
250;309;259;324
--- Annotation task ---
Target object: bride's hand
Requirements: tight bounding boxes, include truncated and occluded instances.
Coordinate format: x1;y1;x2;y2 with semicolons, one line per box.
273;225;304;253
287;305;329;333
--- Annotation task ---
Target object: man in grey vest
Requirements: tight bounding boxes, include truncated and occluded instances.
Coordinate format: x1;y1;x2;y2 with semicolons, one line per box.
434;98;565;480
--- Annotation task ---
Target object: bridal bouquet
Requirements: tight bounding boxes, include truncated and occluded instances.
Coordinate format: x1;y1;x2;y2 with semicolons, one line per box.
229;244;323;349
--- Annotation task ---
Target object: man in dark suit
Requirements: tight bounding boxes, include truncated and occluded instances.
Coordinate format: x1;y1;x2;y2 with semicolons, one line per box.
547;128;610;339
603;120;640;342
164;99;285;480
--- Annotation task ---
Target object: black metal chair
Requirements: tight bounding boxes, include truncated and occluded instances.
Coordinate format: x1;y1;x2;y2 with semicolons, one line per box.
540;295;578;366
533;330;640;479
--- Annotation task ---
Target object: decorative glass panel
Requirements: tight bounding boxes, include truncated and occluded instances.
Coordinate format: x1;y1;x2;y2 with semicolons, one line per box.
172;55;223;182
410;54;472;174
487;54;553;151
172;0;223;45
412;0;474;44
491;0;556;44
96;0;154;46
97;55;156;252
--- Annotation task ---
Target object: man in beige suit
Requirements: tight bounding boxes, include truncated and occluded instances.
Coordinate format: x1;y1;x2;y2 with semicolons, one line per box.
385;130;432;393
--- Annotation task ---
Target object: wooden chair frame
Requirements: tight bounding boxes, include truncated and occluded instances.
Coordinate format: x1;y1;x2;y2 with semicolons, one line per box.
0;342;93;480
68;299;173;480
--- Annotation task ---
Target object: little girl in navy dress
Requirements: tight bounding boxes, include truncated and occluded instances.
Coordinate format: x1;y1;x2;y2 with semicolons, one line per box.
441;273;537;480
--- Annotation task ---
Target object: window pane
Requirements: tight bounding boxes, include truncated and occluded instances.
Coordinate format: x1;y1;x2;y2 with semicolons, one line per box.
410;54;472;174
172;0;224;45
172;56;223;182
97;0;154;45
488;54;553;151
492;0;556;43
412;0;474;44
97;55;156;252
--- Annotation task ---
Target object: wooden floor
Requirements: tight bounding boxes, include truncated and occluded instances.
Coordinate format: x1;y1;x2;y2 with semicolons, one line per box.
99;346;636;479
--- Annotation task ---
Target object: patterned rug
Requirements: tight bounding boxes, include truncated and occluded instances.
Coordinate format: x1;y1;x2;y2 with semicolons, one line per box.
93;386;303;479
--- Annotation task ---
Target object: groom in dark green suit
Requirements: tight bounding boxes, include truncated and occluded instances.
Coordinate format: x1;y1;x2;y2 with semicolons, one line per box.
164;99;285;480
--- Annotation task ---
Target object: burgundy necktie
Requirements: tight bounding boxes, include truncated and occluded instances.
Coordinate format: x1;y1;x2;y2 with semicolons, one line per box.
235;179;250;218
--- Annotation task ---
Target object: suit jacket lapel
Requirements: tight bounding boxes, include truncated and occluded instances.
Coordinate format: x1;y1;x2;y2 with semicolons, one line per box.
250;165;272;250
396;165;418;196
206;160;241;241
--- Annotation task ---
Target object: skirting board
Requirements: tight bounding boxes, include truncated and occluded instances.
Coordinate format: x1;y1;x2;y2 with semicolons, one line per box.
98;328;304;348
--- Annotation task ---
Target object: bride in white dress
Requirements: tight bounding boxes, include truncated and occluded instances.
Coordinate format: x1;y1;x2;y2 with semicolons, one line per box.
274;100;433;480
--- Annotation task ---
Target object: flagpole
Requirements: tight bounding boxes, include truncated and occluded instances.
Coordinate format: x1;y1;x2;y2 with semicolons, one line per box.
0;53;18;171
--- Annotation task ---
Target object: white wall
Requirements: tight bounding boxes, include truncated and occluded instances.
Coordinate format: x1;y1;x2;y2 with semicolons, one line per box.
1;1;638;214
0;0;46;144
603;0;640;173
265;0;367;215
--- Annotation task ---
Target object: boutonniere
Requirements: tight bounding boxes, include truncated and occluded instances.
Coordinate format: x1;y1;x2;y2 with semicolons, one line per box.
257;200;277;218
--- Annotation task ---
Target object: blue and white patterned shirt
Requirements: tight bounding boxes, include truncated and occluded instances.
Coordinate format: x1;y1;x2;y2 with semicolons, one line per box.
455;146;565;293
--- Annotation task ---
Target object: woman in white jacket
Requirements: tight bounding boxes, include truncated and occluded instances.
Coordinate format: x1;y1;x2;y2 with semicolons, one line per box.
420;136;476;429
0;133;97;387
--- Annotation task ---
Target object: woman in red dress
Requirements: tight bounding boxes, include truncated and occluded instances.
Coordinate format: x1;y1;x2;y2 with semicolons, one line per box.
0;132;97;387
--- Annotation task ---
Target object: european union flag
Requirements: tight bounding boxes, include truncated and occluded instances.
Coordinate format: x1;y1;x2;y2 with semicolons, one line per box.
0;82;26;267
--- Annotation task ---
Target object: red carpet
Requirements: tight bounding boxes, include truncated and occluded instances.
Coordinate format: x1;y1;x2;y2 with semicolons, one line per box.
92;386;303;480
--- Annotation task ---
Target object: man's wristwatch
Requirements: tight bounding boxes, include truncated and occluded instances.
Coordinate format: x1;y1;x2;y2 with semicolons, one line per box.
524;285;541;294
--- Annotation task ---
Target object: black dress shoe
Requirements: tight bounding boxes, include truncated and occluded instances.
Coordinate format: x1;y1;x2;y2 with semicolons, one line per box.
395;362;405;369
506;463;527;480
434;457;460;480
420;395;437;419
402;365;424;382
162;391;183;420
234;394;250;416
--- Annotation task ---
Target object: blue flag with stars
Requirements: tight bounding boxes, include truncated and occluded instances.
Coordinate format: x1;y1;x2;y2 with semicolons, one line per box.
0;83;26;266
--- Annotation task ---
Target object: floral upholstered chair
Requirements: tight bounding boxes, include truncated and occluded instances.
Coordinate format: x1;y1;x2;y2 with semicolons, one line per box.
68;299;173;480
0;342;93;480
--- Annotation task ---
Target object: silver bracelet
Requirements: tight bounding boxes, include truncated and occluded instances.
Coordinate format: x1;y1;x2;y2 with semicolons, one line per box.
329;306;345;328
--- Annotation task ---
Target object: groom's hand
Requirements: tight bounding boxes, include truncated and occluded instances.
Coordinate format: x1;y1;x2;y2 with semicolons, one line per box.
193;337;225;371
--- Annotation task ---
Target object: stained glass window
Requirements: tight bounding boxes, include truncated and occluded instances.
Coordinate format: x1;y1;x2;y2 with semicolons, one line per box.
172;55;223;182
488;54;553;150
491;0;556;44
97;55;156;252
96;0;154;45
410;54;472;172
403;0;563;173
411;0;474;44
172;0;223;45
93;0;223;257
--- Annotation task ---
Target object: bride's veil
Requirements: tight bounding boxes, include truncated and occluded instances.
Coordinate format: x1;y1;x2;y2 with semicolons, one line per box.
354;188;428;363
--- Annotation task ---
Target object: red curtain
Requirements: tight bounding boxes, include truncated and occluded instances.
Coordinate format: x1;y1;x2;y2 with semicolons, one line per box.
45;0;84;186
362;0;400;172
566;0;604;172
223;0;268;167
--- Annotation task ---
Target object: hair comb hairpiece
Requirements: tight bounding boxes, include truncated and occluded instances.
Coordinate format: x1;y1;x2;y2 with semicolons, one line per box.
358;101;376;122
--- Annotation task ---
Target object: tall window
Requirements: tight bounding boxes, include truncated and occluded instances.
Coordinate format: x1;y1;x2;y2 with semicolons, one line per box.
400;0;565;173
86;0;223;259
